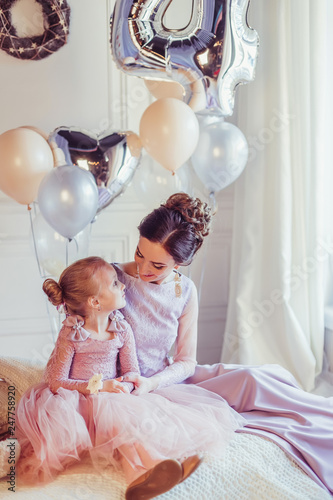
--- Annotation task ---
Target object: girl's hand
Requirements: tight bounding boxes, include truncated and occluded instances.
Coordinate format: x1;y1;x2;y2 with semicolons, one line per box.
102;377;130;394
122;374;160;395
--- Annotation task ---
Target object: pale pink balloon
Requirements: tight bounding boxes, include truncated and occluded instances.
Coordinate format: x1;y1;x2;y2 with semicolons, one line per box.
139;98;199;173
0;128;54;205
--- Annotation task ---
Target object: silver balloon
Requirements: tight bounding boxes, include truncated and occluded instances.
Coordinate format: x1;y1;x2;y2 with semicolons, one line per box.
37;165;99;240
49;127;142;212
110;0;259;116
190;120;248;192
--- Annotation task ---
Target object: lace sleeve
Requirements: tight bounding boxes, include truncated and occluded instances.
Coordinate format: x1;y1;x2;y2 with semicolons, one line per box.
118;322;140;392
157;283;198;389
45;329;92;395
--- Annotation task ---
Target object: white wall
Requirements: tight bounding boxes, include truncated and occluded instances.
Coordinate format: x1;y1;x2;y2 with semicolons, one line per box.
0;0;235;365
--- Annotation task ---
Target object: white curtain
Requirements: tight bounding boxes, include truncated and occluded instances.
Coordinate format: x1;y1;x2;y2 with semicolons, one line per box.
222;0;333;391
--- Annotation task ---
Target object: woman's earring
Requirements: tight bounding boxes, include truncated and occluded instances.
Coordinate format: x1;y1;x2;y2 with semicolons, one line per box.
174;271;182;298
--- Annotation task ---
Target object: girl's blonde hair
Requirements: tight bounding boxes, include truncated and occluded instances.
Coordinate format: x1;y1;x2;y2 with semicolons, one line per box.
42;257;112;316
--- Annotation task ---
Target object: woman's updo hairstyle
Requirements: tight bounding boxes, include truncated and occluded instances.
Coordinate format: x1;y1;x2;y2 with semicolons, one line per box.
42;257;110;316
138;193;213;265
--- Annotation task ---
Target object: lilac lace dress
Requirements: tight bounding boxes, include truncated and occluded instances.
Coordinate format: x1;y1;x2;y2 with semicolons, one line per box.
114;264;333;494
16;310;244;485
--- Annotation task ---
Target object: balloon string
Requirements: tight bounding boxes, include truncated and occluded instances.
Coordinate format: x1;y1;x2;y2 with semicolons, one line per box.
196;192;217;302
209;191;217;212
72;236;79;253
66;238;69;267
197;232;209;305
29;208;43;279
32;201;38;217
197;192;217;304
45;297;57;344
29;208;57;343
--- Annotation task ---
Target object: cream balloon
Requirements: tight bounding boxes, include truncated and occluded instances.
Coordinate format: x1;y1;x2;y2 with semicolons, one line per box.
0;128;54;205
20;126;49;141
144;79;185;101
139;98;199;173
144;76;206;112
20;126;60;167
126;132;142;158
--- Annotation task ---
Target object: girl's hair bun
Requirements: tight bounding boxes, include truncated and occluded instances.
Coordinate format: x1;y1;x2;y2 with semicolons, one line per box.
42;278;63;307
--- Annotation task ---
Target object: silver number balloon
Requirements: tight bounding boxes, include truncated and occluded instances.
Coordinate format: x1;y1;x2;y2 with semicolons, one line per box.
49;127;142;213
110;0;259;116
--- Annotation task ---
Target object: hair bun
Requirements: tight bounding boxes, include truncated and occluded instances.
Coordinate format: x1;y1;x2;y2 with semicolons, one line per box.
42;278;63;307
163;193;213;242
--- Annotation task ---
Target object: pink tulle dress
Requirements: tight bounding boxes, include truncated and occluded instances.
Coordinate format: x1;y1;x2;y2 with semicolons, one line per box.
113;264;333;494
16;310;245;485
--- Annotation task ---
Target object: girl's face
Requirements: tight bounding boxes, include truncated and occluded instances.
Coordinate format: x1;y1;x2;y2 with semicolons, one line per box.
96;265;126;312
134;237;178;284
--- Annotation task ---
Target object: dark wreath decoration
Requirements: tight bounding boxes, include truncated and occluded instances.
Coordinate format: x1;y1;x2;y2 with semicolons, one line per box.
0;0;70;60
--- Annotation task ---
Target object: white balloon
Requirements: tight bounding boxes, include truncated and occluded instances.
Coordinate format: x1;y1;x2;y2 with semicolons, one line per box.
191;120;249;192
133;154;192;209
195;110;223;128
30;211;91;278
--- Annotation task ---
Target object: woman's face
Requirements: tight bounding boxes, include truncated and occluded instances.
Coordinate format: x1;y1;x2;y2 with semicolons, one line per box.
134;237;178;284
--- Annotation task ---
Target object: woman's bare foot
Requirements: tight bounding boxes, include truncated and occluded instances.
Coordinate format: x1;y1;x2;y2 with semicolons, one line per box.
125;459;182;500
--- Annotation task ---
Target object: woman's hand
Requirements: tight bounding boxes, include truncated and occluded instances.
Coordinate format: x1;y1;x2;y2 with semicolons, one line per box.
122;374;160;395
101;377;130;394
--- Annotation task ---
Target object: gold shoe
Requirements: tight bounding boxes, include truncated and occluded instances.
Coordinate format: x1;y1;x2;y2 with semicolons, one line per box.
125;459;183;500
179;454;204;483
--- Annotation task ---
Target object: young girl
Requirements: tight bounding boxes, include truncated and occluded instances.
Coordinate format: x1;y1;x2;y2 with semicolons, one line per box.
16;257;245;500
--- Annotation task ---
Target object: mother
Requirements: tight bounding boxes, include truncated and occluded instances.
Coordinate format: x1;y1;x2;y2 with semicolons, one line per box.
113;192;333;494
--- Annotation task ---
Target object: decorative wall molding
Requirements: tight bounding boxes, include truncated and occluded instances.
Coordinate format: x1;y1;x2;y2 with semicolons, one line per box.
0;2;236;363
0;317;51;337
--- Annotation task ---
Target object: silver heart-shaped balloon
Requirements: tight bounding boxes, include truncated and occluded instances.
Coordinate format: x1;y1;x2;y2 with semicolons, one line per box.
49;127;142;212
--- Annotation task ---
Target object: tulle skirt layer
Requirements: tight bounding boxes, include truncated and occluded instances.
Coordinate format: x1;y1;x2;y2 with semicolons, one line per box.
16;382;245;485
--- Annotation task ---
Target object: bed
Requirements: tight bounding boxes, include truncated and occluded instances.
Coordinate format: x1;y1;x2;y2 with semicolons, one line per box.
0;357;331;500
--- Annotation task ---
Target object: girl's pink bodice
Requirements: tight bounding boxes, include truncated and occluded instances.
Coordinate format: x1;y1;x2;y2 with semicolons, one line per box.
44;310;139;394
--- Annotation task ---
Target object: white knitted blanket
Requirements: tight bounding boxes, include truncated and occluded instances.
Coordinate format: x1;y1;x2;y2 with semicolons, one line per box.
0;357;331;500
0;434;330;500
